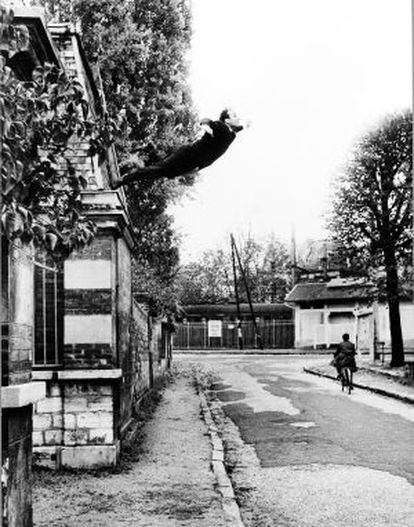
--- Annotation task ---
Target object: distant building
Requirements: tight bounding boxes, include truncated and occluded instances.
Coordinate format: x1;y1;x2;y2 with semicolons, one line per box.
286;277;414;358
175;303;294;349
286;278;374;350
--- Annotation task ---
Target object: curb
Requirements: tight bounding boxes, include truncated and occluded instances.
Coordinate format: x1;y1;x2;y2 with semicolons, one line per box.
199;391;245;527
303;368;414;405
175;350;333;356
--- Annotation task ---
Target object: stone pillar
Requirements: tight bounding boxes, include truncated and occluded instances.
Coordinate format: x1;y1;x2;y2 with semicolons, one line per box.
2;241;45;527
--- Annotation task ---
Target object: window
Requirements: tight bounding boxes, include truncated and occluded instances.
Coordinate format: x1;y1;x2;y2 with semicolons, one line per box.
34;257;64;367
1;237;9;323
1;237;9;386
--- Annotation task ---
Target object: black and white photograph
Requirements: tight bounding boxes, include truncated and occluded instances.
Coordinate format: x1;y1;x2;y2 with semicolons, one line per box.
1;0;414;525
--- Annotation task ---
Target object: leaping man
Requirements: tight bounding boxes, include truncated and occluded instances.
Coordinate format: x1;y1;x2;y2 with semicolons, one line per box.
112;109;244;188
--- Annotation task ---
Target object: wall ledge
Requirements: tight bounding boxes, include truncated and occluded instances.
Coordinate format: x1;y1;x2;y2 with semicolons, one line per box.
32;369;122;381
2;382;46;408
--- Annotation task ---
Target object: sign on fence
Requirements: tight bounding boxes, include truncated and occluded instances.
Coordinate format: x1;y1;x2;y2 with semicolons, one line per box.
208;320;222;338
174;320;294;349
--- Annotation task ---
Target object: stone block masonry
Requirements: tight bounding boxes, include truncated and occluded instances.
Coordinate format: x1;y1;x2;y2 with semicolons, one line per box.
64;343;113;369
63;236;115;369
33;381;117;468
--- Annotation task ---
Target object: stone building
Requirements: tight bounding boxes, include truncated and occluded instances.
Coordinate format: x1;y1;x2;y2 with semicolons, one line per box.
30;21;171;469
2;8;171;526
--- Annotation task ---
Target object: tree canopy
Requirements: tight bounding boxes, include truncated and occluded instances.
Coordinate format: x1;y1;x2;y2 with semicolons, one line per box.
176;236;291;305
327;111;412;366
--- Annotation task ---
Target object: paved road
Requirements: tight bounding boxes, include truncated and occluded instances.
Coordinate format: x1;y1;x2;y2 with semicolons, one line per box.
177;353;414;527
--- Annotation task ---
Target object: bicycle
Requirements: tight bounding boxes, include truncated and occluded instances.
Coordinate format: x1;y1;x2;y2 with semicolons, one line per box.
340;366;353;395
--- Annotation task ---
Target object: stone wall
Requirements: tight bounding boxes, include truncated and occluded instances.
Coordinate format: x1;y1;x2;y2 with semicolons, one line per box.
120;300;151;435
33;230;171;468
2;406;33;527
30;20;171;471
63;236;115;369
33;378;117;469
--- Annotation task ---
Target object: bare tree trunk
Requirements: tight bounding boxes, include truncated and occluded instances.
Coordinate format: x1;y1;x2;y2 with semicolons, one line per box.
384;245;405;367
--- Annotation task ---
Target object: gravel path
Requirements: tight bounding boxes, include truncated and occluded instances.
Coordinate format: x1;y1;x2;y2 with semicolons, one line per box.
33;378;227;526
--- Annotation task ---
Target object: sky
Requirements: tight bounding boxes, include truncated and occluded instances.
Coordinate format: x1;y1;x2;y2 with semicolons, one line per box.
169;0;412;262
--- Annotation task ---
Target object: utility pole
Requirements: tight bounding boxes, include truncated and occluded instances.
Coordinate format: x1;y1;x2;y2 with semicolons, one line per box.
231;234;263;350
230;236;243;350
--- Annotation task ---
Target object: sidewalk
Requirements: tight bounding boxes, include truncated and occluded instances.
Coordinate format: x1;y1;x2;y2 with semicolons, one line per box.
33;377;234;526
304;360;414;405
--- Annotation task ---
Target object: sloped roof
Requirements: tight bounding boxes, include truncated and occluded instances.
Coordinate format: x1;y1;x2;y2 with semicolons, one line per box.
286;281;374;303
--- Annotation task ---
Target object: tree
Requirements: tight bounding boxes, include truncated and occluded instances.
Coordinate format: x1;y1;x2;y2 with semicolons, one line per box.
176;236;291;305
1;7;118;254
176;249;233;305
328;111;412;367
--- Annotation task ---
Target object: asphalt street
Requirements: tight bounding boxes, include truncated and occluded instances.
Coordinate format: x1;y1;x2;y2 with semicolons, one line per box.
177;353;414;527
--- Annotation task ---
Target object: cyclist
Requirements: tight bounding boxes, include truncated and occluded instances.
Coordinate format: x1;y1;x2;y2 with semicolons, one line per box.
332;333;357;379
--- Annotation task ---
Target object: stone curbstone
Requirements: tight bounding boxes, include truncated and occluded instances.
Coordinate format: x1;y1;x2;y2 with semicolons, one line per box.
199;391;245;527
222;499;245;527
303;367;414;405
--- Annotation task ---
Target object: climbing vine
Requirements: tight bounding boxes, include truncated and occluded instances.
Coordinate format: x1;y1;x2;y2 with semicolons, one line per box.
0;7;120;253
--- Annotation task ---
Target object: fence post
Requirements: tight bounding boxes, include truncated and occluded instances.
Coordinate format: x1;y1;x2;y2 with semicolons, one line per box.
187;321;190;350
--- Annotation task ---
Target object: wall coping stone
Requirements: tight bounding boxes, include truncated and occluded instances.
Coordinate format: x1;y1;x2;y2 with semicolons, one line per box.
32;369;122;381
2;382;46;408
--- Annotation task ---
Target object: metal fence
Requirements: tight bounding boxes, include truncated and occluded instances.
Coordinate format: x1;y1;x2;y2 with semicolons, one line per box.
174;320;294;350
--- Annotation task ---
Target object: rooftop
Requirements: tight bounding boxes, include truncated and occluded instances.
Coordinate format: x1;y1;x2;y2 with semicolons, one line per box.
286;280;374;303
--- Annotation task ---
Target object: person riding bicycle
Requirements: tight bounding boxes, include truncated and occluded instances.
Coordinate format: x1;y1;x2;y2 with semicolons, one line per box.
332;333;357;379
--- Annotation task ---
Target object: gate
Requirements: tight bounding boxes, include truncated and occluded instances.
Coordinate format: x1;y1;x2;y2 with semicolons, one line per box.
174;320;294;350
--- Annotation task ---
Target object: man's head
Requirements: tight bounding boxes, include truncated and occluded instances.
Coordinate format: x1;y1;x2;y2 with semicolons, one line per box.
342;333;350;342
219;108;231;122
220;108;243;132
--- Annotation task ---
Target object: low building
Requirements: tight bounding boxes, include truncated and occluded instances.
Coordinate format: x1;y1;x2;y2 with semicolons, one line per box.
286;277;414;359
285;278;374;350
